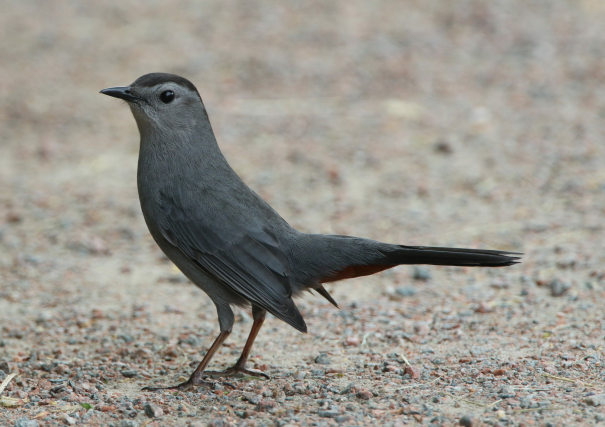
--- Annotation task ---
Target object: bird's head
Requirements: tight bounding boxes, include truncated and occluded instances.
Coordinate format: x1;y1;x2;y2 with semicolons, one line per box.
100;73;209;137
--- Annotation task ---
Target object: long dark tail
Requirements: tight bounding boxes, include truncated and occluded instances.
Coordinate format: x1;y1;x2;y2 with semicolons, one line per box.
319;240;520;285
298;234;522;307
385;245;521;267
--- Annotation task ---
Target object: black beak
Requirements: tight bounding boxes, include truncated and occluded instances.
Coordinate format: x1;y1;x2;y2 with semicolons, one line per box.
100;86;141;103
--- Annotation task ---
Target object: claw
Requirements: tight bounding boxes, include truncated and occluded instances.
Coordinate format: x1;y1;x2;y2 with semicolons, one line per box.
142;378;235;392
142;380;196;392
221;381;238;389
204;366;270;380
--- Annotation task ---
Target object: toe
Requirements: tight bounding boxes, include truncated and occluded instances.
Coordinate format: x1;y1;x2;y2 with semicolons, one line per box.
142;381;193;392
248;370;270;380
202;366;270;380
203;369;236;378
234;368;270;379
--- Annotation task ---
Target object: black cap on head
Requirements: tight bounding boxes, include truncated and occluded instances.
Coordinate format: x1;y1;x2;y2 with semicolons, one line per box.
132;73;199;94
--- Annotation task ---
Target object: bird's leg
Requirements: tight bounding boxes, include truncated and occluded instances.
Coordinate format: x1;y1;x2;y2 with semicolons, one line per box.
142;330;233;392
205;307;269;379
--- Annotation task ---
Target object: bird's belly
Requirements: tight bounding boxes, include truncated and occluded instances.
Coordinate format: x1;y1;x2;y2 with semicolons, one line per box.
154;238;249;308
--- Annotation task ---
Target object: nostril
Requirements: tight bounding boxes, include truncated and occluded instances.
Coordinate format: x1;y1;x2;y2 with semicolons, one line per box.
125;89;131;94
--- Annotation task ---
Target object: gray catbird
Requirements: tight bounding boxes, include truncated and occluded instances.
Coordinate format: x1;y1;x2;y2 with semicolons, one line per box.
101;73;520;391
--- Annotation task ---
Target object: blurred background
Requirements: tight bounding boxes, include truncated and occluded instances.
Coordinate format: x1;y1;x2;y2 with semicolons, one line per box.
0;0;604;418
2;0;605;320
1;0;604;248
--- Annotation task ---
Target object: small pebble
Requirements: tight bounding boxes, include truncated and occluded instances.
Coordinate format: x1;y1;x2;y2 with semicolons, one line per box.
315;353;331;364
585;394;605;406
319;409;340;418
121;369;138;378
550;279;572;297
412;266;431;281
242;410;257;419
490;277;509;289
144;402;164;418
59;413;76;425
475;302;492;313
247;394;262;405
134;348;153;359
182;335;202;347
459;414;475;426
14;419;38;427
433;140;452;154
256;400;276;412
404;366;421;379
357;390;373;400
396;286;418;296
340;382;356;395
345;336;360;346
294;370;308;380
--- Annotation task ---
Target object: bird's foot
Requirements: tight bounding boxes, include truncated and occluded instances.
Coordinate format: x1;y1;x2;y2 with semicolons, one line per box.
142;380;198;392
204;365;270;380
142;378;236;392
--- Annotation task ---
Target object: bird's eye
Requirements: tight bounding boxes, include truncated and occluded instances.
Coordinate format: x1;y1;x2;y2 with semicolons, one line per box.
160;90;175;104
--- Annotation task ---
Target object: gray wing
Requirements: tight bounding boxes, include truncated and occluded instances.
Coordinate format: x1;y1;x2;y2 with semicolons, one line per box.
158;190;307;333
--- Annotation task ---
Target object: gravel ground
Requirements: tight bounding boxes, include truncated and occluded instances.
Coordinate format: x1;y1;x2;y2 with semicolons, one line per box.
1;1;605;426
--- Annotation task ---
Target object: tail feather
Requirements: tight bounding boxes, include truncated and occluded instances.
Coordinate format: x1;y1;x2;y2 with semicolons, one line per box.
315;284;339;307
387;245;521;267
319;244;521;285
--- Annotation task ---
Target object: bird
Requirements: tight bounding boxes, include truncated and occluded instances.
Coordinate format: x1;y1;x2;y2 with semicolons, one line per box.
100;73;521;392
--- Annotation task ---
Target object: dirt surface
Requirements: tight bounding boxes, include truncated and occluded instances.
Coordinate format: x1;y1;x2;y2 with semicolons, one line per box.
1;1;605;426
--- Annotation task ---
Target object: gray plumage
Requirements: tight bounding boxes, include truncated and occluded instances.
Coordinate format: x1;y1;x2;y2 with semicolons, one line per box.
101;73;520;391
